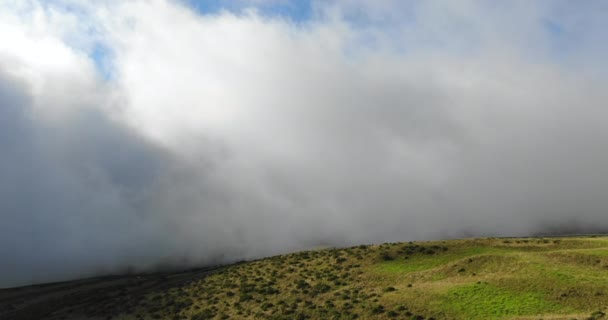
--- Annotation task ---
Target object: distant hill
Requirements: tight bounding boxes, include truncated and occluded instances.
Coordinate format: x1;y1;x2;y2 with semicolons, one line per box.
3;236;608;320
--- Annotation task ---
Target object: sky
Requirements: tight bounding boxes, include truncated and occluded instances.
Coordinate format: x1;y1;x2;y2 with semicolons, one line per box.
1;0;608;288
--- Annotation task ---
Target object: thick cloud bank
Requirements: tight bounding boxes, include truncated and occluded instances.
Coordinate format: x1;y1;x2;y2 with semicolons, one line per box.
2;0;608;287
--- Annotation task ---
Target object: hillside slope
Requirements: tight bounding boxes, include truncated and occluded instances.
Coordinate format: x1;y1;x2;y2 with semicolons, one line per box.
3;236;608;320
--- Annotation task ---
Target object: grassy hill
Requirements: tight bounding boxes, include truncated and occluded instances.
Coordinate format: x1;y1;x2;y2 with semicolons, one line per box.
3;236;608;320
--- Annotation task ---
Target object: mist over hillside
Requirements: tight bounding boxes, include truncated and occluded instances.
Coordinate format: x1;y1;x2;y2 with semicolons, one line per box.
2;0;608;288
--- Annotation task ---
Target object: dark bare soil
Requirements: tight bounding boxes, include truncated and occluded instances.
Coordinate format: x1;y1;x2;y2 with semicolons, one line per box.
0;267;218;320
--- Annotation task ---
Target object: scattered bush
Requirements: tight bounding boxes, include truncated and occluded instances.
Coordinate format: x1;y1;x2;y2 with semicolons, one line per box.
380;252;394;261
387;310;399;317
371;305;385;314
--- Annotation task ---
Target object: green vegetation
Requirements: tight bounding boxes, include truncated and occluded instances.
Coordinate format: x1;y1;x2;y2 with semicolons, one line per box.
441;282;566;318
8;236;608;319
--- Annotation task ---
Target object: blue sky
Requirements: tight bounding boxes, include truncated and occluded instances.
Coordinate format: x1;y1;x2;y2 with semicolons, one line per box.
182;0;313;22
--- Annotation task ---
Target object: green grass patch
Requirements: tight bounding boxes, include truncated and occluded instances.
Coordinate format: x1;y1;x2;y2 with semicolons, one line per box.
580;248;608;257
441;283;568;319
